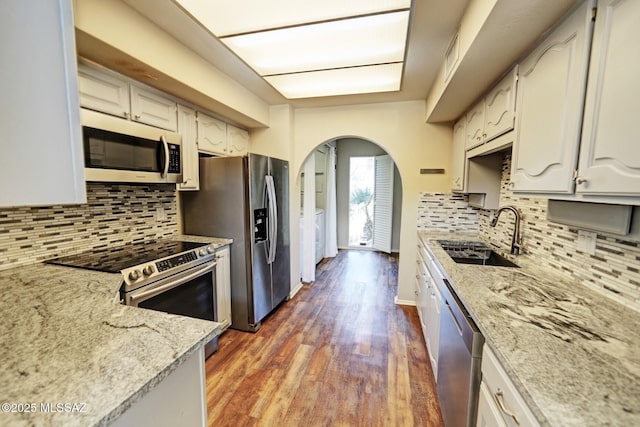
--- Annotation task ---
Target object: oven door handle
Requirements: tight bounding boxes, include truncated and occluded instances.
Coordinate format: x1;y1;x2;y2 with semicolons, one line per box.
130;261;217;304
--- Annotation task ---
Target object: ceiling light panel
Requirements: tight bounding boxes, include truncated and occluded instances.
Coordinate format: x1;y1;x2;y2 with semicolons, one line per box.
264;63;403;99
173;0;411;36
221;11;409;76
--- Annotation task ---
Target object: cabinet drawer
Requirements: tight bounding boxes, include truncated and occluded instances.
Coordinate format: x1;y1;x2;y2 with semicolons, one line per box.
481;345;540;427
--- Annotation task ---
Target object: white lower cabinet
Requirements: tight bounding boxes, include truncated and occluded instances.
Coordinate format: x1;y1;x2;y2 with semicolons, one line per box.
477;345;540;427
477;381;508;427
111;348;207;427
425;272;441;378
416;236;442;380
215;246;232;331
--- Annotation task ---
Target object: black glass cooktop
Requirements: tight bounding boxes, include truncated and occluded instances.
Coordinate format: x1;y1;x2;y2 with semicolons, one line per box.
47;240;208;273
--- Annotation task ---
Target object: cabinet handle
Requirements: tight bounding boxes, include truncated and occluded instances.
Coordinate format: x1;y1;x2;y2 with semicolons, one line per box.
123;112;129;118
494;390;520;425
476;136;481;141
482;133;487;138
134;114;141;120
575;176;587;185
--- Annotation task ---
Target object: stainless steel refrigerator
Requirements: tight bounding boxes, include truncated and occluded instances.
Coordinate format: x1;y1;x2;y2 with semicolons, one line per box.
182;154;290;332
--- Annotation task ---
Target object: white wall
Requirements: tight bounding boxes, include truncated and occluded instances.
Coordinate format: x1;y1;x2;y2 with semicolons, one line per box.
291;101;452;304
335;138;402;252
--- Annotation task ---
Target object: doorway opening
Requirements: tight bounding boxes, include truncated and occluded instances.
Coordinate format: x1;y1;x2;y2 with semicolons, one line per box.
347;154;395;252
348;157;374;247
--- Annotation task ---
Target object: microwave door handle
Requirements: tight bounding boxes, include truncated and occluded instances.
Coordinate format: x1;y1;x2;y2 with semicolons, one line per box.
160;135;169;178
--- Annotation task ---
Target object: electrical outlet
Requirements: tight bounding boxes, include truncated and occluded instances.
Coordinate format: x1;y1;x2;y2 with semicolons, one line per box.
155;207;167;222
577;230;597;255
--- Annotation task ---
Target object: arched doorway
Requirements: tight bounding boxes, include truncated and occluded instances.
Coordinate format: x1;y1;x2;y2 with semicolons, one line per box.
297;136;403;283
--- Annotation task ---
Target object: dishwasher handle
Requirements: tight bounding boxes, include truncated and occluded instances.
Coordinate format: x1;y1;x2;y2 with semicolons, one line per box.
445;299;463;336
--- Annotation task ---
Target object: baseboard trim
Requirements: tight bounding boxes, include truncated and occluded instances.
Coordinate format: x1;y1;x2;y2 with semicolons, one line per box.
394;296;416;306
289;282;304;300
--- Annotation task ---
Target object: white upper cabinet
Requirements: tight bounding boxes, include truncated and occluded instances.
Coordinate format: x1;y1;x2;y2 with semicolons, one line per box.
197;112;227;156
576;0;640;196
465;103;485;150
511;1;594;194
1;0;86;207
130;83;178;131
451;118;467;191
177;105;199;191
227;125;249;156
78;63;178;132
197;115;249;157
484;66;518;141
215;246;232;331
78;64;130;119
465;66;518;152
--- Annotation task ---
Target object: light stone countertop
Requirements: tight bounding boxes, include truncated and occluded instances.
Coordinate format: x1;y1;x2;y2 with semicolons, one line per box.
418;231;640;426
0;235;231;426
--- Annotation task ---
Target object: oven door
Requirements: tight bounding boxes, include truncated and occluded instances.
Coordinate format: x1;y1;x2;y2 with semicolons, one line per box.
125;260;217;322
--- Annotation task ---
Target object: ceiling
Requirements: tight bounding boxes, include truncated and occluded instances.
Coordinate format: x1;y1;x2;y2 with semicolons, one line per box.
118;0;580;120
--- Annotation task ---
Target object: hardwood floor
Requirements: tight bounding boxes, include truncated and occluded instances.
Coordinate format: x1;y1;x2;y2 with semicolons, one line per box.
205;250;444;426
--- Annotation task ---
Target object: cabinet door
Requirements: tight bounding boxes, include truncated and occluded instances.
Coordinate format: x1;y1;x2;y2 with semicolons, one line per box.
130;83;178;131
0;0;86;207
227;124;249;156
465;104;485;150
215;247;232;331
484;66;518;141
451;118;467;191
177;105;199;191
477;382;508;427
426;280;441;380
577;0;640;196
197;112;227;155
78;63;130;119
511;1;594;193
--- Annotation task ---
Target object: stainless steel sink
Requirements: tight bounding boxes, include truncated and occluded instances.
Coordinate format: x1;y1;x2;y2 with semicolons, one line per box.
437;240;519;268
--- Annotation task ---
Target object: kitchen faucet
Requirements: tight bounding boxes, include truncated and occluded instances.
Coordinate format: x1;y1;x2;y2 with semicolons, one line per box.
490;206;522;255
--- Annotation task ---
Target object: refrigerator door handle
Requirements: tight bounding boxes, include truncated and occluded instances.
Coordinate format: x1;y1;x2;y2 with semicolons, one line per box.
265;175;278;264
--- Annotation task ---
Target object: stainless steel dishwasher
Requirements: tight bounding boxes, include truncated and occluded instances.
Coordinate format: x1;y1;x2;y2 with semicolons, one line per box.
437;278;484;427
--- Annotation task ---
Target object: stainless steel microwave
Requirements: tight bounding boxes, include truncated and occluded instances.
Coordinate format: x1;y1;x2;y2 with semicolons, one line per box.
81;109;182;184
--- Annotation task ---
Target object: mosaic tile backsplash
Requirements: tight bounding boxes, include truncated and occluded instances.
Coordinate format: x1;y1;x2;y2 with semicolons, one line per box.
419;153;640;311
0;183;178;271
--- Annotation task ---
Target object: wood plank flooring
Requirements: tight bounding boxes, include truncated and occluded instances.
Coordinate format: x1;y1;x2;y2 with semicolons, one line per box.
205;250;444;426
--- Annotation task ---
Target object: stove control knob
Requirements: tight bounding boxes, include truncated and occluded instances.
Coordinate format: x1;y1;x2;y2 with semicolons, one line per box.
142;265;155;276
199;248;207;256
207;246;215;254
128;270;141;281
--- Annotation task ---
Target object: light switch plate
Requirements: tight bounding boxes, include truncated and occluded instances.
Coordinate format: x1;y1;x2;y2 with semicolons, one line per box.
577;230;597;255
